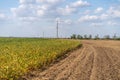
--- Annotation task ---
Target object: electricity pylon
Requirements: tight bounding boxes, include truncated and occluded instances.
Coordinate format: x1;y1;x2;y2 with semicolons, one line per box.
56;20;59;38
56;19;64;38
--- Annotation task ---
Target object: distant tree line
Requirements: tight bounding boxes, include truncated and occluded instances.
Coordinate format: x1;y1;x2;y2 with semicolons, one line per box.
70;34;120;40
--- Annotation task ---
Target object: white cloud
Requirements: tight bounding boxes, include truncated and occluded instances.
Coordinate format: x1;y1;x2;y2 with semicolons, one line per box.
11;0;91;22
57;5;76;15
71;0;90;8
107;21;117;26
18;16;39;22
78;15;99;22
79;6;120;23
55;18;73;24
11;4;36;17
78;5;120;27
64;19;72;24
37;5;49;10
0;13;6;20
19;0;35;4
100;14;109;20
37;9;45;16
0;13;5;19
79;13;109;22
107;6;120;18
36;0;64;4
95;7;103;13
114;10;120;17
57;0;90;16
11;0;66;21
91;23;103;27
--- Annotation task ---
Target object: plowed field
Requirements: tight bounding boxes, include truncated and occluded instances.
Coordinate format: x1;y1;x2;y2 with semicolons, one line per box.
26;40;120;80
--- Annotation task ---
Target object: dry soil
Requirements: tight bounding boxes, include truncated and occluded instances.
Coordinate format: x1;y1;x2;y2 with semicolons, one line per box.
25;40;120;80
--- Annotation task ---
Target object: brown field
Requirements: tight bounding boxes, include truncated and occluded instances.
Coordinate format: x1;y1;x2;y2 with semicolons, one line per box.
25;40;120;80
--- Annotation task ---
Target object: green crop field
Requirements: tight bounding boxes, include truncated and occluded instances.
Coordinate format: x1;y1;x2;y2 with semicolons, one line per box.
0;38;81;79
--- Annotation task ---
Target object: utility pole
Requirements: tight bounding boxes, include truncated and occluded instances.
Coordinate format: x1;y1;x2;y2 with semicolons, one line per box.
56;20;59;38
43;32;44;38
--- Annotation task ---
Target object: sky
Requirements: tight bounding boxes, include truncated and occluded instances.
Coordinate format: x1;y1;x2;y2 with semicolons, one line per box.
0;0;120;38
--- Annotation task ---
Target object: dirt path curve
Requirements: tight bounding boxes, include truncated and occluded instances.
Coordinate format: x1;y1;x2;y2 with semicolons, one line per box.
25;40;120;80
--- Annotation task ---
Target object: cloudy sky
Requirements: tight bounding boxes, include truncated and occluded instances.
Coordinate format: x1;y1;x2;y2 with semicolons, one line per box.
0;0;120;38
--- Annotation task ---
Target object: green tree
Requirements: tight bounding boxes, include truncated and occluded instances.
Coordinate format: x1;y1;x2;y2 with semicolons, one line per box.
104;35;110;39
113;34;117;40
84;34;87;39
71;34;77;39
77;35;83;39
94;34;99;40
88;34;92;39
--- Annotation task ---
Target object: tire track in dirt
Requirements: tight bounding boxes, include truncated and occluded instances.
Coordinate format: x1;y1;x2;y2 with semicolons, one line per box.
55;46;94;80
29;47;86;80
90;46;119;80
25;40;120;80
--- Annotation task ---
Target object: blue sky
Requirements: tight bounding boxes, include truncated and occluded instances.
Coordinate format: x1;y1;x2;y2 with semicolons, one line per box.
0;0;120;38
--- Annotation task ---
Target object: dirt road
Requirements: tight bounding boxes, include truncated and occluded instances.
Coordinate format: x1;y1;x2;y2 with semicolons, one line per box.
25;40;120;80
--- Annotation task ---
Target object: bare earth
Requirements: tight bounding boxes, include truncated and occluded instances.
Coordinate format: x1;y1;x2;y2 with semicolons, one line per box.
26;40;120;80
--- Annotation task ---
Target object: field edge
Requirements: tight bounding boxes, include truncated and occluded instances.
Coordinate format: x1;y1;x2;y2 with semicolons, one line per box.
20;43;82;80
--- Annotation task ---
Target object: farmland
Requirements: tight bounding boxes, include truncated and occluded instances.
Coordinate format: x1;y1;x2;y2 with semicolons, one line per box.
0;38;81;79
28;40;120;80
